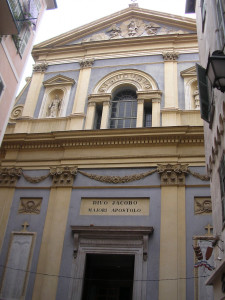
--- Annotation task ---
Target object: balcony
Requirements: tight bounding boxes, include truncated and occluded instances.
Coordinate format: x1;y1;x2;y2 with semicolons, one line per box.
0;0;25;35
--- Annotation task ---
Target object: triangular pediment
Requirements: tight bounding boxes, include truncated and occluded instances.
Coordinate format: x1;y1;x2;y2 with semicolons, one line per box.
180;66;197;78
43;75;75;87
34;6;196;50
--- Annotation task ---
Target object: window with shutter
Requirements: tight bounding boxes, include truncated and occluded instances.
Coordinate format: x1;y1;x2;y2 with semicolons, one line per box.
219;154;225;221
0;76;4;97
196;63;211;123
19;27;31;55
216;0;225;49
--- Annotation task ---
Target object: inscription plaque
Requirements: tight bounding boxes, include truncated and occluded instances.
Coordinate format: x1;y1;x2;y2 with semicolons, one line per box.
80;198;150;216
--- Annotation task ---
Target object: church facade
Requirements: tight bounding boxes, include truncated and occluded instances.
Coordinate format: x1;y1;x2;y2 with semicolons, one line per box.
0;4;213;300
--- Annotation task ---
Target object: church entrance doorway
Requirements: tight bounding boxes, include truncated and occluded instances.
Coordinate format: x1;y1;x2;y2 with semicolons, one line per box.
82;254;134;300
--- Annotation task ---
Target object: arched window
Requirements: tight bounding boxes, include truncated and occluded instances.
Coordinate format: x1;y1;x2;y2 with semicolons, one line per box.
110;89;137;129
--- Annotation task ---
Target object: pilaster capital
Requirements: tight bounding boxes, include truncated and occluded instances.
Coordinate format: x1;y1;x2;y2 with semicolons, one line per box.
79;58;94;69
162;51;179;61
137;91;162;102
0;168;22;187
137;99;145;104
157;163;188;185
50;166;78;187
152;98;161;103
103;100;111;106
88;102;96;107
33;62;48;73
88;93;111;103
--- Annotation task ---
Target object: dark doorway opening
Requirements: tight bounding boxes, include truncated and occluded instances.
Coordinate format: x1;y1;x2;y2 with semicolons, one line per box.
82;253;134;300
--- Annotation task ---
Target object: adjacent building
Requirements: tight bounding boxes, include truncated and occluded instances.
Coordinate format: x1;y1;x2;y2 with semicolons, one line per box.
186;0;225;298
0;0;57;145
0;4;214;300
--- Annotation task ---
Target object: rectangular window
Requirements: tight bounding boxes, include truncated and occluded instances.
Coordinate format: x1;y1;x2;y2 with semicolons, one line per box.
220;154;225;221
94;104;103;129
0;76;4;97
144;103;152;127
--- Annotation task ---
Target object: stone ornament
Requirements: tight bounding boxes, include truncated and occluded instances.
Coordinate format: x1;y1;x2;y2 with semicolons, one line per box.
19;198;42;214
106;24;121;39
162;51;179;61
50;166;78;187
97;71;153;93
0;168;22;187
10;105;24;120
120;19;145;38
80;19;189;43
33;62;48;73
193;89;200;109
157;164;189;185
194;197;212;215
79;59;94;69
48;94;62;118
78;169;157;184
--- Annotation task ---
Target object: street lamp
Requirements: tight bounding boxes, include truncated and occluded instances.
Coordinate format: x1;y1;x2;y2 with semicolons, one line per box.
206;50;225;93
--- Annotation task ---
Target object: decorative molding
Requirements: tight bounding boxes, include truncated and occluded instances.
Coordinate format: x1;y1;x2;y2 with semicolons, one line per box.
0;165;210;186
10;105;24;120
80;19;190;43
157;164;188;185
0;168;22;187
43;74;75;87
79;59;94;69
50;166;78;187
95;70;155;93
22;172;49;183
71;226;154;261
2;130;205;151
18;198;42;214
194;197;212;215
162;51;179;61
33;62;48;73
187;169;210;181
78;169;157;184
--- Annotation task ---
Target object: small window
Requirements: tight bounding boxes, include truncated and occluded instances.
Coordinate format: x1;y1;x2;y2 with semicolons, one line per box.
110;89;137;129
220;155;225;222
0;76;4;97
144;103;152;127
94;104;103;129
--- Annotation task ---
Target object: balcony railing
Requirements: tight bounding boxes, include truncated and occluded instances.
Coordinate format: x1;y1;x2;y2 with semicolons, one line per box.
0;0;25;35
8;0;25;33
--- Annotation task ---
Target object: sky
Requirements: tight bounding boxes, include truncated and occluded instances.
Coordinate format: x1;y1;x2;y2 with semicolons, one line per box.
18;0;195;92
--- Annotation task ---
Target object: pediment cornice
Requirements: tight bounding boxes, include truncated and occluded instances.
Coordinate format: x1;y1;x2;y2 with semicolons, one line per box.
43;74;75;87
181;66;197;78
32;6;196;54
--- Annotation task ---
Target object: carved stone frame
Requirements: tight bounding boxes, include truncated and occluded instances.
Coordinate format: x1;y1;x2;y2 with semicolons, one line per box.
69;226;154;300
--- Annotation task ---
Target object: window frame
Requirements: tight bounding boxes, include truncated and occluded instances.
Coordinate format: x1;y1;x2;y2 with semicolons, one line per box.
110;89;137;129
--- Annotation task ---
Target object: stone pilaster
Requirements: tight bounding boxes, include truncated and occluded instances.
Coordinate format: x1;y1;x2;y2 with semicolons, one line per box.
22;63;48;118
158;163;187;300
162;51;179;109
